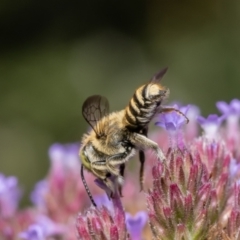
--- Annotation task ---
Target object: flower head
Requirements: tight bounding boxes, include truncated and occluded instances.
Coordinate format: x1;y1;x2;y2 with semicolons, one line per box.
30;143;91;222
147;137;231;239
76;176;129;240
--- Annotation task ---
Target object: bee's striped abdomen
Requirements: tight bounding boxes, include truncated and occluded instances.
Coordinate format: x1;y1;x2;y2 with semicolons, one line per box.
124;83;168;130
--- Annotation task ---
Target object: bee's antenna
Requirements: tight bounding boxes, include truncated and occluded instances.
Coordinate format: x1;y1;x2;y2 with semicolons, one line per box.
81;165;97;207
151;67;168;83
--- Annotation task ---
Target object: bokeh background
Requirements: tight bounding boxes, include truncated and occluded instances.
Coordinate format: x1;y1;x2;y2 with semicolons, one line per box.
1;0;240;205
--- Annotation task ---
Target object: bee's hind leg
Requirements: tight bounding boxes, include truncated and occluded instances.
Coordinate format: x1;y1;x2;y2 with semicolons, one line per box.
129;132;166;162
118;164;125;197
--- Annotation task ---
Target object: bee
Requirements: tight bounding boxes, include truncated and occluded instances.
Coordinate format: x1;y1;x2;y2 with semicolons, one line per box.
80;68;188;206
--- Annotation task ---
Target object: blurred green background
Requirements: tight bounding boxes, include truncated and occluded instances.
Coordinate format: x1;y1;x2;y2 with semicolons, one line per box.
1;0;240;204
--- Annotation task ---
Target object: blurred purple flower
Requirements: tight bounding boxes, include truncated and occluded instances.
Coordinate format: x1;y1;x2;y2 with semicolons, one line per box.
19;216;66;240
30;180;48;209
197;114;225;138
48;143;80;174
155;105;189;132
125;211;148;240
216;99;240;116
0;174;21;218
186;104;200;119
217;100;240;150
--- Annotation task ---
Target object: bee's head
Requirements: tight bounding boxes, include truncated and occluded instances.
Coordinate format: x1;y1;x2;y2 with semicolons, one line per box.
80;146;91;171
147;84;169;101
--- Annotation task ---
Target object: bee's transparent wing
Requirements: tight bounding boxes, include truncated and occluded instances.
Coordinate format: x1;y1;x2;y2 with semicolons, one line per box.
150;67;168;83
82;95;110;136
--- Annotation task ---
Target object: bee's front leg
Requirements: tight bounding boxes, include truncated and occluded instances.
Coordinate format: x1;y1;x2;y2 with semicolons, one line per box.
91;161;117;196
129;132;166;162
91;161;108;180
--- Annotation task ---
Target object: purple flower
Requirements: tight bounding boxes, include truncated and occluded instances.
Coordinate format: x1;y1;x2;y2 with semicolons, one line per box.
216;99;240;116
19;216;66;240
30;180;48;209
48;143;80;174
0;174;21;218
197;114;225;138
125;211;148;240
19;224;45;240
155;104;189;132
217;99;240;142
94;194;113;211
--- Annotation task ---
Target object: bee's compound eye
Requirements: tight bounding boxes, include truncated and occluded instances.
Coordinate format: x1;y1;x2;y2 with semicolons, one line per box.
80;148;91;170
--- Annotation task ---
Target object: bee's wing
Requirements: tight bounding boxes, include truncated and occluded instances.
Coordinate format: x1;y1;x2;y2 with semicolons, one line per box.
82;95;109;136
150;67;168;83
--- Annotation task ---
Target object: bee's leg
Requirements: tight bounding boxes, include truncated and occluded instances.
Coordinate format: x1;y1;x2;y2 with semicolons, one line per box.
139;151;145;191
103;178;115;197
106;153;128;195
118;164;125;197
106;162;120;177
91;161;121;197
139;127;148;191
129;132;166;162
91;161;108;180
106;152;128;176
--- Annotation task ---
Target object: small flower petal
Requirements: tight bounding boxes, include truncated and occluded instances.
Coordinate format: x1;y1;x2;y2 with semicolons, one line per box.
125;211;148;240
